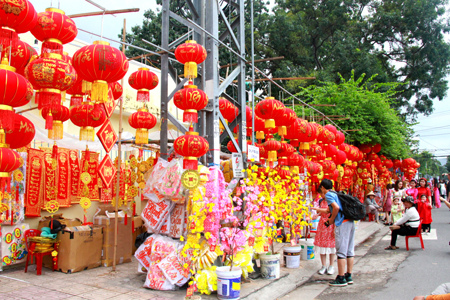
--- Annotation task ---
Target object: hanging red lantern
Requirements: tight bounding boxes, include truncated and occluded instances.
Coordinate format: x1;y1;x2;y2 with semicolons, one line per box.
174;40;207;79
109;81;123;100
288;152;304;174
383;159;393;169
173;81;208;123
335;150;347;165
322;160;337;175
1;39;36;76
31;8;77;54
25;52;77;109
324;124;337;136
372;143;381;153
72;41;129;103
324;144;337;158
368;152;378;162
173;125;209;170
298;122;317;151
254;116;266;141
320;128;335;145
275;107;296;137
256;143;266;165
128;67;158;102
219;97;238;122
0;57;33;132
285;118;308;148
359;144;372;154
66;77;86;107
263;134;281;167
128;107;157;145
227;139;251;153
278;141;295;166
4;114;35;149
0;146;22;192
334;131;345;147
70;102;106;141
255;97;285;129
41;105;70;140
0;0;37;50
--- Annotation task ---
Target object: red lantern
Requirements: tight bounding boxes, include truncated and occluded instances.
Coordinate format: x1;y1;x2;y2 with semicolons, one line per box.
322;160;336;174
324;144;337;158
25;52;77;109
324;124;337;136
0;58;32;132
298;122;317;151
359;144;372;154
278;141;295;166
31;8;77;54
109;81;123;100
285;118;308;148
334;131;345;146
41;105;70;140
4;114;35;149
372;143;381;153
66;78;86;107
72;41;129;103
319;128;335;145
174;82;208;123
255;97;285;129
1;39;36;76
174;40;207;79
263;134;281;167
368;152;378;162
70;102;106;141
288;152;305;174
128;107;157;144
335;150;347;165
173;126;209;170
219;97;238;122
256;143;266;165
128;67;158;102
0;146;22;191
254;116;266;140
0;0;37;50
275;107;296;137
227;139;251;153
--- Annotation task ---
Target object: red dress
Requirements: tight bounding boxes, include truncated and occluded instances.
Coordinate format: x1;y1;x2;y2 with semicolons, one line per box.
314;199;335;249
416;187;431;200
417;200;432;224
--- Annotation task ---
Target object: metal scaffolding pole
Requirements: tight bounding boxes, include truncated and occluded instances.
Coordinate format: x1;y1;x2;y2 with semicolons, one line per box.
160;0;170;159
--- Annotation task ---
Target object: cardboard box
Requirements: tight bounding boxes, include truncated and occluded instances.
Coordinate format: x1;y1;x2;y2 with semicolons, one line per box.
132;216;145;254
49;226;103;274
37;214;82;231
93;214;132;267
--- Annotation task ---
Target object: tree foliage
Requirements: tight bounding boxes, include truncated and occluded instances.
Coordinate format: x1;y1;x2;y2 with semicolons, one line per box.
413;151;446;177
295;71;412;159
445;155;450;173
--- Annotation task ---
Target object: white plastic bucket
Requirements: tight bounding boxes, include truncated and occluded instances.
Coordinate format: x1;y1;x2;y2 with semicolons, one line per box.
216;266;242;300
283;247;301;269
299;239;315;261
260;253;281;279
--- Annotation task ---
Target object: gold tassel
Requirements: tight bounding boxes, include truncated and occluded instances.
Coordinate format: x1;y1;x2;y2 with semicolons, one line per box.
0;129;4;144
91;81;109;103
256;131;265;140
48;121;64;140
61;91;66;102
80;127;95;141
136;128;148;145
82;80;92;93
184;62;198;79
278;126;287;136
268;150;277;161
265;119;275;129
290;166;299;174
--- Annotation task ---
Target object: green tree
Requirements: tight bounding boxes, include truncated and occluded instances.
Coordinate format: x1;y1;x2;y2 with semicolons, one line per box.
294;71;412;158
445;155;450;173
413;151;445;177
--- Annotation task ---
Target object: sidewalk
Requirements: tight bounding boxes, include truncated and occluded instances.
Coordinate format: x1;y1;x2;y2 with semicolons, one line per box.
0;221;382;300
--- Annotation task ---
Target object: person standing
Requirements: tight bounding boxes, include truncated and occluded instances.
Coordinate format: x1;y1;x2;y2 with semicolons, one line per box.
433;178;441;208
417;178;433;206
406;179;419;203
440;178;446;200
364;191;382;223
383;183;393;225
417;194;433;234
318;179;355;287
312;197;336;275
392;180;406;201
391;198;404;224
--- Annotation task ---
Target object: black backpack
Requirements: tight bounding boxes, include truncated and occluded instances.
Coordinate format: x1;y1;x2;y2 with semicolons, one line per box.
331;191;366;221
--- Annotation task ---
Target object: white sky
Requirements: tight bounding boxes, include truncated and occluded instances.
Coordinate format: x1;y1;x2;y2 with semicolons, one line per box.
29;1;450;163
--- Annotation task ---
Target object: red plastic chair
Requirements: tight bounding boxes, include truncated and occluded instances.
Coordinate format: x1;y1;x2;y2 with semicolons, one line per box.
24;229;56;275
405;222;424;251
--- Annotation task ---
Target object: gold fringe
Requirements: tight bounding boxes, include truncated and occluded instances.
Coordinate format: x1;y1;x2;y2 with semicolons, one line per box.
136;128;148;145
299;142;310;150
290;166;299;174
82;80;92;93
91;81;109;103
61;91;66;102
80;127;95;142
278;126;287;136
48;122;64;140
184;62;198;79
265;119;275;129
256;131;265;140
268;150;277;161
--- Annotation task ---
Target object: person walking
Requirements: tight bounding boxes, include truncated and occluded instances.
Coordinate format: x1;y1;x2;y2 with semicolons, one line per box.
318;179;355;287
385;196;420;250
312;197;336;275
364;191;382;223
439;178;446;200
433;178;441;208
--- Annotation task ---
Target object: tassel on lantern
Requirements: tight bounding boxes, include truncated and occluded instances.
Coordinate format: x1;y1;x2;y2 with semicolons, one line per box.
91;80;109;103
70;96;83;107
41;39;63;54
52;142;58;159
0;107;15;132
290;166;299;174
48;121;64;140
0;129;4;144
184;61;198;78
135;128;148;145
82;80;92;94
268;150;277;161
80;126;95;142
183;157;198;170
265;119;275;129
290;139;299;147
256;131;265;140
278;126;287;136
45;112;53;130
0;28;18;50
137;89;149;102
183;109;198;123
279;157;288;166
299;142;310;150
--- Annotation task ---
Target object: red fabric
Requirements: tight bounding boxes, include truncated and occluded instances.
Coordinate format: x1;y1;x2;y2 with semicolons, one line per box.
417;200;433;224
417;187;431;198
313;200;335;248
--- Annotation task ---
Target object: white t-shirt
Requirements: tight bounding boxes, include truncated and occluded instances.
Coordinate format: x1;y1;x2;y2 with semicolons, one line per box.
394;206;420;228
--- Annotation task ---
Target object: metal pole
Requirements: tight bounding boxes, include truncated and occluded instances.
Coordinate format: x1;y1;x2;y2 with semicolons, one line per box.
160;0;170;159
113;18;126;272
251;0;255;145
237;0;246;158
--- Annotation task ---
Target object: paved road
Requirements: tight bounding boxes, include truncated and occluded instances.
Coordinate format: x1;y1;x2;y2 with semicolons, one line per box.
282;206;450;300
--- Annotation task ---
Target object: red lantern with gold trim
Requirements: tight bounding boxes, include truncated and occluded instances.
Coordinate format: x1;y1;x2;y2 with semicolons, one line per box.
384;159;393;169
275;107;296;137
109;81;123;100
0;0;37;50
263;134;281;167
31;8;77;54
0;146;22;192
25;52;77;109
334;131;345;147
335;150;347;165
174;40;207;79
66;77;86;107
42;104;70;140
72;41;129;103
174;81;208;123
4;114;35;149
298;122;317;152
173;126;209;170
277;141;294;166
70;102;106;141
219;97;238;122
1;39;36;76
255;97;285;129
128;107;157;144
0;57;32;133
256;143;266;165
128;67;158;102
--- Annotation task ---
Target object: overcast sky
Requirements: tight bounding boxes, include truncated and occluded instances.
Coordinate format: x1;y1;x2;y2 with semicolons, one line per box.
29;1;450;163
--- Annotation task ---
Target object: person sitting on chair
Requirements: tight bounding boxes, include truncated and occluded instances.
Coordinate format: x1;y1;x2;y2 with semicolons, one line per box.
364;191;382;223
385;196;420;250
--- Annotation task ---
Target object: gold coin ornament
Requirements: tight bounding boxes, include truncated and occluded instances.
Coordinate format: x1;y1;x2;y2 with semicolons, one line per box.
139;182;146;190
45;200;59;214
80;197;91;210
139;163;148;173
181;170;200;190
0;203;8;213
80;172;92;184
128;185;138;198
130;156;138;169
130;171;137;183
13;170;24;182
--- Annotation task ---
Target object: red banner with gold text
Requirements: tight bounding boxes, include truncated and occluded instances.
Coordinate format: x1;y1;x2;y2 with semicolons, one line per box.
69;149;80;203
25;149;44;217
77;151;100;201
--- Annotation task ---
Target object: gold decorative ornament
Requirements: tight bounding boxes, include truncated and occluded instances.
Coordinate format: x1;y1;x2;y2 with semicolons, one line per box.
45;200;59;214
13;170;24;182
181;169;200;190
80;197;91;210
80;172;92;184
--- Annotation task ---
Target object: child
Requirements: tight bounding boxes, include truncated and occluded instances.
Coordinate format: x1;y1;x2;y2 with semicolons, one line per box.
312;197;336;275
417;194;432;234
391;198;403;224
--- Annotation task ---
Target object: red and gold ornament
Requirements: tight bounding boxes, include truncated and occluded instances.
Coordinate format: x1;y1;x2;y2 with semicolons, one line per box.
173;81;208;123
255;96;285;129
173;126;209;170
174;40;207;79
41;104;70;140
128;107;157;145
70;102;106;141
4;114;34;149
0;0;37;50
128;67;158;102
